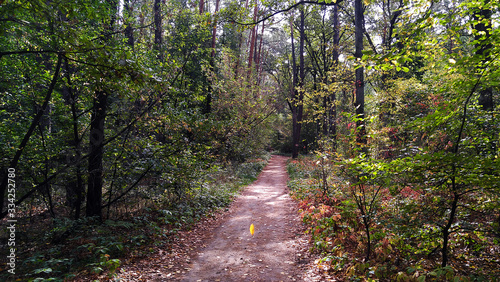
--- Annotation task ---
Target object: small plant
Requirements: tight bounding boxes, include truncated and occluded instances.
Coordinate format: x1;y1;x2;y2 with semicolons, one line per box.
87;250;121;277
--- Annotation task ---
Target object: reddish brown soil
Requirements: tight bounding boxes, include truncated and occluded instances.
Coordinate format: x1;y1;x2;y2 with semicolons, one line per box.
112;155;325;281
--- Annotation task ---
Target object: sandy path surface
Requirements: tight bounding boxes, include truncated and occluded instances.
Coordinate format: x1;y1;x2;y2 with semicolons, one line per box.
181;155;307;282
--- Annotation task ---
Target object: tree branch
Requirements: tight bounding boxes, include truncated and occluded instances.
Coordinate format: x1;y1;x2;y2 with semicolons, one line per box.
101;164;154;208
453;51;500;154
0;53;63;216
230;0;343;26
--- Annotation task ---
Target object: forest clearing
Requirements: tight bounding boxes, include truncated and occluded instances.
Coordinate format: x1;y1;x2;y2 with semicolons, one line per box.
1;0;499;280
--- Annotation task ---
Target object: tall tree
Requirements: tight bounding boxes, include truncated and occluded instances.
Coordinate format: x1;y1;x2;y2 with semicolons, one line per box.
86;0;119;220
248;2;259;76
354;0;366;149
203;0;222;114
255;20;266;86
289;7;306;159
472;0;494;110
211;0;221;59
329;3;340;147
289;12;299;158
124;0;135;48
199;0;205;14
234;0;251;79
154;0;163;60
63;57;85;219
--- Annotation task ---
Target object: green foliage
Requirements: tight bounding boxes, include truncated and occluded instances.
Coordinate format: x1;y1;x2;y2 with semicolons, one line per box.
235;158;268;182
288;153;500;280
2;0;499;280
0;156;267;280
1;0;277;218
0;2;273;278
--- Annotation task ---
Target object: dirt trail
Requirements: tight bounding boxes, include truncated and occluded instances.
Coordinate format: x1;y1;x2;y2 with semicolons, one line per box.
181;155;308;281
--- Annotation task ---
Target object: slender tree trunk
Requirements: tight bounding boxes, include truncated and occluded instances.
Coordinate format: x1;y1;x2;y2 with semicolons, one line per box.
294;9;306;157
323;96;328;136
299;8;305;89
496;214;500;237
203;0;221;114
211;0;221;59
472;2;496;156
473;2;493;110
38;124;55;217
124;0;134;48
72;137;84;220
199;0;205;14
64;58;84;219
289;13;299;158
154;0;163;60
256;21;265;68
86;0;117;220
234;0;250;79
298;8;305;116
354;0;367;149
329;3;340;149
442;176;460;267
290;8;306;159
353;185;372;262
253;20;265;89
86;90;108;219
247;3;259;77
363;214;371;262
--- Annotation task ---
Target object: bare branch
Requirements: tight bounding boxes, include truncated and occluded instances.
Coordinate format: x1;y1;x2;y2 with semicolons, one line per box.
229;0;343;26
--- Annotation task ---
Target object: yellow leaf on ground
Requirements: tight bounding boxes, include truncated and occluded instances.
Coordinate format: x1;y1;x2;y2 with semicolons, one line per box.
250;224;255;236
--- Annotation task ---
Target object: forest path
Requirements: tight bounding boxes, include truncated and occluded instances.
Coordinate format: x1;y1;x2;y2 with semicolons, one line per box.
180;155;309;281
112;155;317;281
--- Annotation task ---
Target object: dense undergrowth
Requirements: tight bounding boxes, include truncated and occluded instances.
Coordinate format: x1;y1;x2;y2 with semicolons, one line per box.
287;155;499;281
0;154;269;281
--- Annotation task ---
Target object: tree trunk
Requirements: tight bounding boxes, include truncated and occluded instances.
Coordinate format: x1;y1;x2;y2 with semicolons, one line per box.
86;90;108;219
234;0;250;79
256;21;266;86
154;0;163;60
247;3;259;77
211;0;221;59
37;124;55;218
299;8;305;89
124;0;134;48
496;214;500;237
199;0;205;14
298;7;305;125
203;0;221;114
332;1;340;68
363;214;371;262
329;3;340;149
289;13;298;159
441;178;460;267
64;58;85;219
473;2;493;110
354;0;366;149
294;6;306;157
290;8;306;159
256;21;265;68
86;0;117;220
